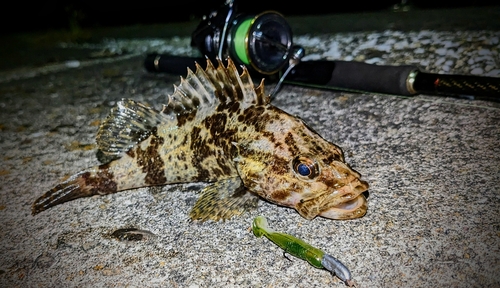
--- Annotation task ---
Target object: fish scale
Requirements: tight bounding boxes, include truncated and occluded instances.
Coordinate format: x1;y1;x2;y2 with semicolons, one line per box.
32;58;369;221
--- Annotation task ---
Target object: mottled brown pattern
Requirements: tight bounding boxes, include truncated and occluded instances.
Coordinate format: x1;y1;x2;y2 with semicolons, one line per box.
126;149;135;158
32;58;368;221
318;174;335;188
176;110;197;127
240;106;269;132
269;157;289;175
82;167;118;195
270;189;292;201
261;130;277;145
204;113;228;137
284;132;299;155
132;128;167;185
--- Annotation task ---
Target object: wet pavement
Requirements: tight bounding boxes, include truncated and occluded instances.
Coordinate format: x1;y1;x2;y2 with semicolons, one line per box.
0;5;499;288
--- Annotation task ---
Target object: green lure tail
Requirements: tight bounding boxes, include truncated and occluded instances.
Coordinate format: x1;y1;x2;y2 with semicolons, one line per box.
252;216;324;268
252;216;354;286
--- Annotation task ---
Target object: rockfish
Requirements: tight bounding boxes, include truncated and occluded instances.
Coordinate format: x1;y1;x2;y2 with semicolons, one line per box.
32;59;369;221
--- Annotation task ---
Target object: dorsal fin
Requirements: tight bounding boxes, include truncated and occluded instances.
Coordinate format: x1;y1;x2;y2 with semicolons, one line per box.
96;99;169;158
164;58;269;118
96;58;268;158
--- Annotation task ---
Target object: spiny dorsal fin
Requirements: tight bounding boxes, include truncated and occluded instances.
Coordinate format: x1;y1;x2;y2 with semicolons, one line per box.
96;58;268;158
164;58;269;118
96;99;170;158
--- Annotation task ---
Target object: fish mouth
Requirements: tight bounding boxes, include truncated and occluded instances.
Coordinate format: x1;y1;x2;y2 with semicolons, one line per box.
294;178;369;220
318;193;367;220
319;178;369;220
293;177;369;220
318;178;369;220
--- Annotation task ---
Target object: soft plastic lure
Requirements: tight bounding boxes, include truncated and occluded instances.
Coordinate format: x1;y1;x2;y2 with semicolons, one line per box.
252;216;355;286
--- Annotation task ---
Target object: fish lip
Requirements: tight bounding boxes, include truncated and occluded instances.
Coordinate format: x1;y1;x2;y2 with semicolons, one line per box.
318;179;369;219
319;194;368;219
292;178;369;220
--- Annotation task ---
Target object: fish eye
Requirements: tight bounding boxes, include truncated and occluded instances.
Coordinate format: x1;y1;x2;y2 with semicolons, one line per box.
293;156;319;179
297;163;311;176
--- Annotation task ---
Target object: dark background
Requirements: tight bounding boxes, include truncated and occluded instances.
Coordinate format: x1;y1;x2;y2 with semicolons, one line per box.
1;0;497;34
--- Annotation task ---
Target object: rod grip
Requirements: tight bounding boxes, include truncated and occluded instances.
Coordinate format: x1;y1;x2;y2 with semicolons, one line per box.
288;60;418;96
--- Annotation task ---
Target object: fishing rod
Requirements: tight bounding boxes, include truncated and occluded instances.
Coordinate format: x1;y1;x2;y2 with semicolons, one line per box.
144;0;500;102
145;54;500;102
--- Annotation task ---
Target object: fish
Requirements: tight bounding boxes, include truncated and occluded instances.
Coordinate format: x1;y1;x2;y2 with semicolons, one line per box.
32;58;369;221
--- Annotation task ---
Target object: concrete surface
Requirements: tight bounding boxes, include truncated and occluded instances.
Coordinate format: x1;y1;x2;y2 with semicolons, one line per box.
1;6;499;288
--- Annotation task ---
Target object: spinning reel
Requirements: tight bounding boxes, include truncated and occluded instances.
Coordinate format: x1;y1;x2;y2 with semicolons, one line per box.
191;0;294;75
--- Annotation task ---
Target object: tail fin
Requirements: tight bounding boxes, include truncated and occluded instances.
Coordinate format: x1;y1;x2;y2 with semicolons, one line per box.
32;166;117;215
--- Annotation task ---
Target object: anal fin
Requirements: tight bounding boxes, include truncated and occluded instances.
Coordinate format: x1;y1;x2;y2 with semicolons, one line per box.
189;177;258;221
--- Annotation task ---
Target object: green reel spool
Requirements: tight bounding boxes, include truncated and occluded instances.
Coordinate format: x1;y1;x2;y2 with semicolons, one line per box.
228;11;293;75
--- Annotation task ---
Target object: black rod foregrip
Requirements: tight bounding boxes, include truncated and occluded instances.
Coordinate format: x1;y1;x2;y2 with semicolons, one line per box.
144;54;205;75
287;60;418;96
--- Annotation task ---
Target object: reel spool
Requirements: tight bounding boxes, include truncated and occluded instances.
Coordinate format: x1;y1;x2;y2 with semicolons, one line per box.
191;1;293;75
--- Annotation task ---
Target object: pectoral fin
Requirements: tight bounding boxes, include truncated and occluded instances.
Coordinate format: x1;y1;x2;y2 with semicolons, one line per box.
189;177;258;221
